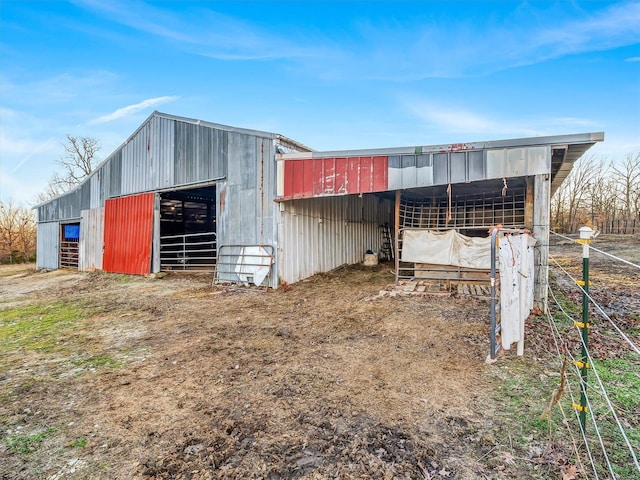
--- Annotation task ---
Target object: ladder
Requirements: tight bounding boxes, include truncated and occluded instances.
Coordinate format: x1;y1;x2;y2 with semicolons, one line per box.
380;223;394;261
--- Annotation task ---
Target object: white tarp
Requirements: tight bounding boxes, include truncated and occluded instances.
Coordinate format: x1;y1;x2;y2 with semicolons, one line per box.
499;233;537;351
235;246;273;286
401;229;492;269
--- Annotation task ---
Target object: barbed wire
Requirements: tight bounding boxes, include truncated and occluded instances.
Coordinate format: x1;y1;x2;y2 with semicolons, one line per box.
550;230;640;271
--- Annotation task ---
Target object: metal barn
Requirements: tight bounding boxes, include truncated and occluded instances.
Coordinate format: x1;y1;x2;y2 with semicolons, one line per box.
35;111;603;305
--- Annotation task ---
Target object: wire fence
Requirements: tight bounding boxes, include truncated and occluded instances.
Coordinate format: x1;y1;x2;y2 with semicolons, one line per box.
546;231;640;479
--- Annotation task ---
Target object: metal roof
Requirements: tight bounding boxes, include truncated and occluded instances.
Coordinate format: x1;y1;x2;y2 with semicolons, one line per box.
278;131;604;197
278;132;604;159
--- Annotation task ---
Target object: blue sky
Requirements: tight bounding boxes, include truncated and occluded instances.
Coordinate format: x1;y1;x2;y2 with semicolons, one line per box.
1;0;639;206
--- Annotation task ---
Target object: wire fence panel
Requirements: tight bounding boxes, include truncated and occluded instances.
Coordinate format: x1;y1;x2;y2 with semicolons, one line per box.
547;232;640;479
160;232;217;272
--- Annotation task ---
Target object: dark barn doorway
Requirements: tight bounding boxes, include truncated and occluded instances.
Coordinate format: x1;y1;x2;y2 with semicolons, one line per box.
159;186;217;271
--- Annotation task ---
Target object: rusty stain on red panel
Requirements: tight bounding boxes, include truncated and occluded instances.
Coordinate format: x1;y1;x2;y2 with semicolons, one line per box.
323;158;335;194
359;156;373;192
334;157;348;194
103;192;154;275
312;157;324;195
346;158;360;194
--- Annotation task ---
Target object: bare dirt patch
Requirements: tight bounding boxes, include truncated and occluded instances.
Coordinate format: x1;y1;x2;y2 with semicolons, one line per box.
3;246;632;479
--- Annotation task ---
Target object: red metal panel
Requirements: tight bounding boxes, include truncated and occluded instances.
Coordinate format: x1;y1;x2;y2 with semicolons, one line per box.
372;156;388;192
335;157;348;194
103;193;154;275
302;160;314;198
312;158;325;196
323;158;335;194
359;156;373;192
283;160;295;199
292;160;305;199
346;157;360;194
281;155;389;200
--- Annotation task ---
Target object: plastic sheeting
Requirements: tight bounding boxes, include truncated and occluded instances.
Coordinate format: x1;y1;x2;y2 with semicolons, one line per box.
499;233;537;350
235;246;273;286
401;229;491;269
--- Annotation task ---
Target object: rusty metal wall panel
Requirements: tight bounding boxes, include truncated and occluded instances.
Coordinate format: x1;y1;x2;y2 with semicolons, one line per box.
279;156;389;200
103;193;154;275
36;222;59;269
79;207;104;271
277;194;393;284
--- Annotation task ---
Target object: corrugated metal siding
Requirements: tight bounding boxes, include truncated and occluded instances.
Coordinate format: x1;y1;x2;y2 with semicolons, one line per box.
103;193;154;275
216;133;278;286
174;122;227;185
79;207;104;271
218;132;275;246
36;114;231;224
277;194;393;284
36;222;59;269
108;150;122;197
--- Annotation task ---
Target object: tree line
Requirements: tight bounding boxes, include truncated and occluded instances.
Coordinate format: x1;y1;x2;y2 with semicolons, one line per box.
0;136;99;264
551;153;640;234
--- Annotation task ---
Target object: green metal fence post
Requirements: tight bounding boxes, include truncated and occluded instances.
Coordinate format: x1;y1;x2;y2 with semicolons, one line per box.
576;226;593;430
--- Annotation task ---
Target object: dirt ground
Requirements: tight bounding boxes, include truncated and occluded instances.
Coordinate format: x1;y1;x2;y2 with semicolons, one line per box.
1;235;638;479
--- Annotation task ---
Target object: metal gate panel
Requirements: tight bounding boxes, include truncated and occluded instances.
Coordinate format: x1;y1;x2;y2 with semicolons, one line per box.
103;193;154;275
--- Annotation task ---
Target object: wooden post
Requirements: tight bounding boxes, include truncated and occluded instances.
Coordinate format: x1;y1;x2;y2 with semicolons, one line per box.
533;173;550;312
524;176;534;229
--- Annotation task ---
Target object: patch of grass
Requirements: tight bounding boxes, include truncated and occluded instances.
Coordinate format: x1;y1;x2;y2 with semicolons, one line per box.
5;427;57;454
0;302;85;355
70;437;87;448
70;354;123;369
594;357;640;411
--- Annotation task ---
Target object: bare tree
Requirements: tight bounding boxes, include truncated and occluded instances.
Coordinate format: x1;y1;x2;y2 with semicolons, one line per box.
38;135;101;201
0;200;36;263
550;154;602;232
611;152;640;232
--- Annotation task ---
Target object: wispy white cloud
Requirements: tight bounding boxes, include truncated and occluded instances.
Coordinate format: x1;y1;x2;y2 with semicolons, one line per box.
2;71;119;106
90;96;179;124
77;0;640;81
71;0;330;62
352;1;640;80
626;56;640;62
402;99;602;141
